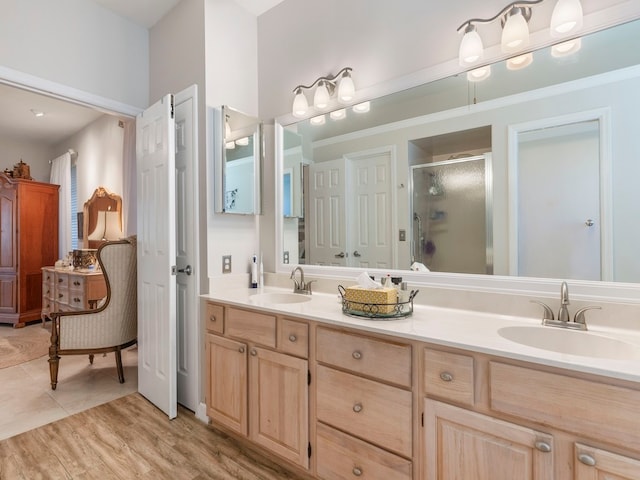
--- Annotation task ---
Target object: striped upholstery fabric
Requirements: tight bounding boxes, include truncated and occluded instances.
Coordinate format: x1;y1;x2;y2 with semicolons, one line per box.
58;241;137;350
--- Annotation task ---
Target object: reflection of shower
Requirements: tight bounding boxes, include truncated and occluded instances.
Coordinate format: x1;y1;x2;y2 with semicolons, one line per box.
413;212;424;263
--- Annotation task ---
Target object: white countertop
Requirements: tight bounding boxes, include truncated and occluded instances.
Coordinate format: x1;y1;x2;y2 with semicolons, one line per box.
202;287;640;383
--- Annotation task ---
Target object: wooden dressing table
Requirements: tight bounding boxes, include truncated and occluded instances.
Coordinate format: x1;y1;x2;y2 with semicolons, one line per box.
41;267;107;325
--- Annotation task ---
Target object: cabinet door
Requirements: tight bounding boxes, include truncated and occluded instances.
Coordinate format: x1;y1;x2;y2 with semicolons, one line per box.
575;443;640;480
205;334;248;435
425;399;553;480
249;346;309;469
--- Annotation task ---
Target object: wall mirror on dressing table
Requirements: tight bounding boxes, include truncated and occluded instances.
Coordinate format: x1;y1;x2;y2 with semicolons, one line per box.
212;105;263;215
275;18;640;302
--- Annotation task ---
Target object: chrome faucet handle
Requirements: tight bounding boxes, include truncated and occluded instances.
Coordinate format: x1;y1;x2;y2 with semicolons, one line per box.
304;280;316;294
531;300;554;321
574;305;601;325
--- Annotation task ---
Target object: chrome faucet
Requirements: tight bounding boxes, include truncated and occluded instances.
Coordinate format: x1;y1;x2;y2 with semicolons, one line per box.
530;280;601;331
290;266;315;295
557;281;571;323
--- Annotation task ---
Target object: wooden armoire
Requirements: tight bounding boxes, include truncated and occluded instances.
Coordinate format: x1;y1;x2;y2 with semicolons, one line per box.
0;174;59;327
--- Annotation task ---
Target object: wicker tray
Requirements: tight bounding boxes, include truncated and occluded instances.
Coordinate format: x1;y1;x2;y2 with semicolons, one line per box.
338;285;419;319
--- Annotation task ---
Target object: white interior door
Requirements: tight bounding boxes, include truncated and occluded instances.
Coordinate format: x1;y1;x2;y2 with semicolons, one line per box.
517;121;601;280
136;94;177;419
308;158;346;265
174;86;199;412
346;150;393;269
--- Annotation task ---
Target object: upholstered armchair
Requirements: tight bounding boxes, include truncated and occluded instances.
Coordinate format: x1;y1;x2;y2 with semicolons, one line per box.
48;239;137;390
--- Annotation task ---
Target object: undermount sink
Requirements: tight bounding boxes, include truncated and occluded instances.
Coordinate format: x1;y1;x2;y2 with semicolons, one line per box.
498;325;640;361
249;292;312;305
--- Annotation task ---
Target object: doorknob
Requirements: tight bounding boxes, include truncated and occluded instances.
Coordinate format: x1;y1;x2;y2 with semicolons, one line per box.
585;219;594;227
335;252;346;258
178;265;193;275
353;250;361;257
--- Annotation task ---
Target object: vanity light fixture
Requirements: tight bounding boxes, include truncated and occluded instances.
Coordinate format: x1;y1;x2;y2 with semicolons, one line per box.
353;101;370;113
506;52;533;69
291;67;355;118
330;109;346;120
467;65;492;82
551;37;581;57
235;136;250;146
457;0;583;68
310;115;325;125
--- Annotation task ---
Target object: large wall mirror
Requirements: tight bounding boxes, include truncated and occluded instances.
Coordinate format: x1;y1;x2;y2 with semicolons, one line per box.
276;19;640;297
213;105;262;214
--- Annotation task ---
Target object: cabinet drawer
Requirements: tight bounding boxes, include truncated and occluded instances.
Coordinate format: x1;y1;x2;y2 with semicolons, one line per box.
316;327;412;387
278;318;308;358
423;348;474;407
42;270;55;283
55;289;69;305
316;365;412;458
490;362;640;450
225;307;276;348
316;423;412;480
205;302;224;334
55;272;69;289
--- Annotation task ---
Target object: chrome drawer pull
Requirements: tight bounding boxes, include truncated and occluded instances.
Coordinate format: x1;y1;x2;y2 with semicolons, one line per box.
289;334;297;342
352;350;362;360
250;348;257;356
352;403;363;413
352;466;363;476
439;372;454;382
239;346;245;354
534;441;551;453
578;453;596;466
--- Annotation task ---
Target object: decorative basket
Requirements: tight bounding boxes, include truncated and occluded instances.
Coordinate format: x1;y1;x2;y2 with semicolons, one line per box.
338;285;419;320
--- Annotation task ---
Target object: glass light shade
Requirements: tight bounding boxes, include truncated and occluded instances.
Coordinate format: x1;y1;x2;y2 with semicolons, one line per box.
337;72;355;103
506;52;533;70
292;89;309;118
314;81;331;110
310;115;325;125
501;8;530;53
88;211;123;242
467;65;491;82
353;101;370;113
459;26;484;66
225;141;236;150
330;109;346;120
235;136;249;146
550;0;583;37
551;37;582;57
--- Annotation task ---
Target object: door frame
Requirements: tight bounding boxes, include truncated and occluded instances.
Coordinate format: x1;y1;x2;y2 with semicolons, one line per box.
507;108;613;280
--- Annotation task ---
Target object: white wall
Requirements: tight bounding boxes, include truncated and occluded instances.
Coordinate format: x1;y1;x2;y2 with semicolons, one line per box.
52;114;125;211
0;135;54;182
0;0;148;109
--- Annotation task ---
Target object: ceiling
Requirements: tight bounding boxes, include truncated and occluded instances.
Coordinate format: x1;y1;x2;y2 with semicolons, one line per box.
0;0;285;146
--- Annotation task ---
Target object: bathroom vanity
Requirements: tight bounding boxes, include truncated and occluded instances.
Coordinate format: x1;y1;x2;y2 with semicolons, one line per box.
202;288;640;480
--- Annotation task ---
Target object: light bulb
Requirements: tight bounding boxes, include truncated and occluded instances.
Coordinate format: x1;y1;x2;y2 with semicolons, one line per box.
310;115;325;125
501;7;530;53
467;65;491;82
292;88;308;118
550;0;583;37
459;24;484;66
353;101;370;113
337;71;355;103
506;53;533;70
330;109;346;120
551;38;582;57
314;81;331;110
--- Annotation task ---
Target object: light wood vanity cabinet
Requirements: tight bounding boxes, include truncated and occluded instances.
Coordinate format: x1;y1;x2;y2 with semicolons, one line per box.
315;326;414;480
204;302;309;469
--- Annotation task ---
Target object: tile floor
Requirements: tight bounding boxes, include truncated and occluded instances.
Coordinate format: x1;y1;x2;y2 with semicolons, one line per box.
0;323;138;441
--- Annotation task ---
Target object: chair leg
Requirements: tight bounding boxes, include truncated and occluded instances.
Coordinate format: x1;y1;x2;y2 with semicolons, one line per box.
89;354;94;364
115;349;125;383
48;353;60;391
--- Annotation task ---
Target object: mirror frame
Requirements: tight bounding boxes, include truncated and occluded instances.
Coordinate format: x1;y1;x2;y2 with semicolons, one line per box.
274;29;640;303
213;105;263;215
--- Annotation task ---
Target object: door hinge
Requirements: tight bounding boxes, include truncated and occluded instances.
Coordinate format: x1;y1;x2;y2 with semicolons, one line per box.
308;442;312;458
308;370;311;385
421;412;424;427
170;94;175;119
171;265;177;275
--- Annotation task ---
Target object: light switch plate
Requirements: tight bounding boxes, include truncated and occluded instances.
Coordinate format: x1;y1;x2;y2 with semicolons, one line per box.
283;251;290;264
222;255;232;274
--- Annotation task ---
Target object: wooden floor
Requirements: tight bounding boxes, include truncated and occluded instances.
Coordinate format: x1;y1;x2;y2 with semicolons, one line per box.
0;393;308;480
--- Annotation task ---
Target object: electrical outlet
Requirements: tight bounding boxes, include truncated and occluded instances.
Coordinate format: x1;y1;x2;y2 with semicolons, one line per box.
399;229;406;241
222;255;232;274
